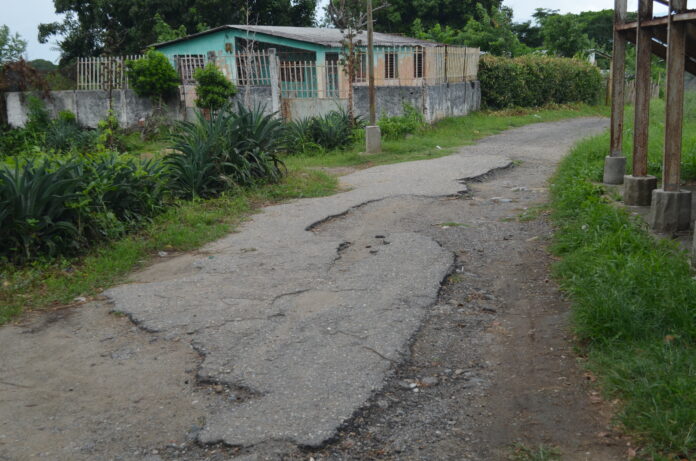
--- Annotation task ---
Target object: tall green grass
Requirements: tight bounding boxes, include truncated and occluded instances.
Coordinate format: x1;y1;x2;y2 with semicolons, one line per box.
550;133;696;458
595;92;696;181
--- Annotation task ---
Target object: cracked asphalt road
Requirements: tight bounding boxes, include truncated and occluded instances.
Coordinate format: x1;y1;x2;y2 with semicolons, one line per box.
0;117;614;461
105;144;511;448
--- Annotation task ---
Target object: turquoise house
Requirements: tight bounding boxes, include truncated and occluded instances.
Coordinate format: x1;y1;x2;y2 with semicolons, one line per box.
152;25;444;98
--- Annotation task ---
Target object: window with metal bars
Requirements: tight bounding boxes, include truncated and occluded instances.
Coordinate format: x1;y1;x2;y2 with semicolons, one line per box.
414;47;424;79
384;52;398;79
352;52;367;82
175;55;206;84
280;61;305;82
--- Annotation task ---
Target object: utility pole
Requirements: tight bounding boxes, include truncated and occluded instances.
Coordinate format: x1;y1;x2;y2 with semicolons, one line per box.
365;0;381;153
367;0;376;125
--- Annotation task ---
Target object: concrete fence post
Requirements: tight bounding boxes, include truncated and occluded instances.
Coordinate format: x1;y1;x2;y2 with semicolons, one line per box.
267;48;281;116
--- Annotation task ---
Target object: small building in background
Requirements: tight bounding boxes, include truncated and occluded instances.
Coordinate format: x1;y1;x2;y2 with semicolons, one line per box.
151;25;479;99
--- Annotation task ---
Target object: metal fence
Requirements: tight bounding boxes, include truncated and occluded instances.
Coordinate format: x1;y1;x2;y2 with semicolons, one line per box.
77;55;142;90
76;45;480;98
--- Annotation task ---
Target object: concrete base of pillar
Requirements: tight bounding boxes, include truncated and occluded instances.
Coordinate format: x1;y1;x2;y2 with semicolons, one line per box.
623;175;657;206
649;189;692;233
603;156;626;185
365;126;381;154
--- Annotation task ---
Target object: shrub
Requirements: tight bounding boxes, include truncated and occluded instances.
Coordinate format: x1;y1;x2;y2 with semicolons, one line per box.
0;153;168;262
479;55;603;109
168;103;285;198
0;159;82;260
378;103;426;140
194;62;237;111
44;111;97;153
126;50;180;108
284;108;359;154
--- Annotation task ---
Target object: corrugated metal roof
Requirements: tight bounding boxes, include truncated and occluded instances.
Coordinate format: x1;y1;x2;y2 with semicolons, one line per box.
151;25;441;49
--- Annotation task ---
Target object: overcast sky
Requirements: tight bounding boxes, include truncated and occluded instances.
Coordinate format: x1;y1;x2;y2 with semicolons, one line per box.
5;0;653;63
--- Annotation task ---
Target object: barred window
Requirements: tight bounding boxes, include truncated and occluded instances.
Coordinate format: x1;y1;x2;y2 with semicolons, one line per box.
280;61;305;82
414;47;424;79
353;52;367;82
385;52;398;79
175;55;205;84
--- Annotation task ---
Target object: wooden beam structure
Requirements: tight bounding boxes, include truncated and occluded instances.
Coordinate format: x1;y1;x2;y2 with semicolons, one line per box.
609;0;696;232
633;0;654;177
663;0;688;191
609;0;629;158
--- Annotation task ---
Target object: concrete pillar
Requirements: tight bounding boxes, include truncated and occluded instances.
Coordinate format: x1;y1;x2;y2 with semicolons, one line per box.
649;189;692;233
365;125;381;154
604;156;627;184
623;174;657;206
267;49;281;115
316;50;326;99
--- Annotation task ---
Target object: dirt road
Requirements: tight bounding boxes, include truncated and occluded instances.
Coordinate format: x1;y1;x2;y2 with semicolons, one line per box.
0;118;625;460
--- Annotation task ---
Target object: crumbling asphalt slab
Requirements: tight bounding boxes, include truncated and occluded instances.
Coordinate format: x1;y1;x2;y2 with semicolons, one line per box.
105;146;512;448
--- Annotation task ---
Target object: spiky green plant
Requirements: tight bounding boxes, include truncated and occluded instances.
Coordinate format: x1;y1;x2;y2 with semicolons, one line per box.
0;159;82;260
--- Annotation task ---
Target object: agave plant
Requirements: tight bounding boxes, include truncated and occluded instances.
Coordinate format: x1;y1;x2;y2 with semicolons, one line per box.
0;159;82;261
167;110;229;199
166;103;286;199
225;102;286;184
284;117;323;155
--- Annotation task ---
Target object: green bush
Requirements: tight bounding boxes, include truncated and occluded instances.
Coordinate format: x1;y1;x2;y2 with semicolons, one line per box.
44;112;97;153
284;108;360;154
0;101;98;157
126;50;180;107
378;104;426;140
0;153;167;262
193;62;237;111
0;159;82;260
168;103;285;199
479;55;603;109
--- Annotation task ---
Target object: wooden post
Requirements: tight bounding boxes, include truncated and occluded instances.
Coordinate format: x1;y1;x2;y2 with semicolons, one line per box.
663;0;688;191
609;0;627;157
632;0;653;177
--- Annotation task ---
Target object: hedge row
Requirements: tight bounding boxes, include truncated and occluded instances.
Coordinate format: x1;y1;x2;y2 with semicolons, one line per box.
479;55;604;109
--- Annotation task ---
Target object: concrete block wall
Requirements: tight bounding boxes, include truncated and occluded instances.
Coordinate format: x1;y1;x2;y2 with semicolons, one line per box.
4;86;278;129
352;81;480;123
4;81;480;128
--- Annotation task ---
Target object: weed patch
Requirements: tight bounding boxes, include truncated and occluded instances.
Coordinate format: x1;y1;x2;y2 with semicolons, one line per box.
549;133;696;458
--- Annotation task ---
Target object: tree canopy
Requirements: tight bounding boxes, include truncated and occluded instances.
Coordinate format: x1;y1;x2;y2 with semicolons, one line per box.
411;4;527;57
0;25;27;64
39;0;317;62
373;0;503;34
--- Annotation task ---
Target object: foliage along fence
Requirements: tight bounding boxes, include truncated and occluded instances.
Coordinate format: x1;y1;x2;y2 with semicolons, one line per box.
478;55;603;109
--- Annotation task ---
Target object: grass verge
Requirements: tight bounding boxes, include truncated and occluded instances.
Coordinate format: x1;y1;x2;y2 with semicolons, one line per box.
0;170;337;324
549;134;696;459
285;103;607;171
